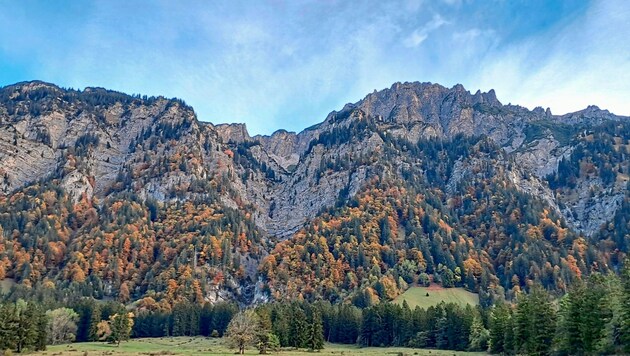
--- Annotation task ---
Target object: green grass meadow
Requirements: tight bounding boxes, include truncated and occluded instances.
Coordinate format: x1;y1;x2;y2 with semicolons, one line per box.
394;287;479;309
0;278;15;294
42;337;484;355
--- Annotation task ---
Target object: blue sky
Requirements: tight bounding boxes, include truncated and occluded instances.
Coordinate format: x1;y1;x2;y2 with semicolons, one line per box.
1;0;629;135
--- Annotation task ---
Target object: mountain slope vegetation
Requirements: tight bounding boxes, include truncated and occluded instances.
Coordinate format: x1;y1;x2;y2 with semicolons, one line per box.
0;80;627;307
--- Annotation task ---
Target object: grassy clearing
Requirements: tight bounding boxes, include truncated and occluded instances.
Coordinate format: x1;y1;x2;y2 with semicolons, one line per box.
0;278;16;294
41;337;484;356
394;286;479;309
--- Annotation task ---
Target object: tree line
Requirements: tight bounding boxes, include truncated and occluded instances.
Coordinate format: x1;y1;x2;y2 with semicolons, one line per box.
0;299;134;353
1;263;629;355
128;268;630;354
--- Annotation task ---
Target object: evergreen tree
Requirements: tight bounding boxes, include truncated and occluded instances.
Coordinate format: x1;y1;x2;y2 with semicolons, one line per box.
89;304;102;341
307;309;324;351
34;305;48;351
468;312;489;351
503;308;515;355
360;307;380;346
256;332;280;355
200;303;213;336
109;312;134;346
254;306;278;355
435;307;449;349
488;303;509;354
515;287;556;356
211;302;238;336
73;299;98;342
556;275;612;354
14;300;38;353
621;260;630;354
288;304;308;348
0;303;17;351
270;304;290;346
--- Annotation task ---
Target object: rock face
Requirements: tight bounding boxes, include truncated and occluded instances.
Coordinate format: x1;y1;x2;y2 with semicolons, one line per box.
0;80;628;238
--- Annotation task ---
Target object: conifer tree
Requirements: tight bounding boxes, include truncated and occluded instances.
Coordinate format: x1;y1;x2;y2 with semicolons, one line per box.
307;309;324;351
468;312;489;351
288;305;308;348
621;260;630;354
435;307;449;349
515;287;555;356
503;308;515;355
109;311;134;346
488;304;505;353
89;304;102;341
360;307;380;346
556;275;612;354
15;300;38;353
34;305;48;351
0;303;17;351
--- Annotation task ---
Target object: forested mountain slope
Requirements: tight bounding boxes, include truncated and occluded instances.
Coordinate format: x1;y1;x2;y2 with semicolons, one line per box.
0;80;627;306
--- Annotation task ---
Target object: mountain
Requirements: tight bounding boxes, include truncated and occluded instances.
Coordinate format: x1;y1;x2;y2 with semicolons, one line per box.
0;80;628;306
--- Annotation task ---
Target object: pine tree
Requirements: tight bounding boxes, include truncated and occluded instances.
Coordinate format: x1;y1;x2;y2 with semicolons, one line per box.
288;305;308;349
581;275;611;353
621;260;630;354
34;305;48;351
435;307;449;349
15;300;38;353
503;309;515;355
555;285;584;354
360;307;380;346
89;304;102;341
171;302;187;336
270;305;290;347
254;306;277;355
556;275;612;354
515;287;556;356
488;303;509;354
468;312;489;351
0;303;17;351
514;294;530;353
307;309;324;351
109;312;134;346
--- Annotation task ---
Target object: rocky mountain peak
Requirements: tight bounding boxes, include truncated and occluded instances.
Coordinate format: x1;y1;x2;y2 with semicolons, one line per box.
1;80;628;240
215;123;251;143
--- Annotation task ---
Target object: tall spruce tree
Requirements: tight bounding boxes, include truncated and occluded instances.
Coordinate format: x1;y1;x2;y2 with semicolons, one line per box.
307;309;324;351
109;311;134;346
556;275;613;354
89;304;102;341
288;304;308;348
34;305;48;351
621;260;630;354
468;312;489;351
0;303;17;351
515;287;556;356
360;307;380;346
15;300;38;353
488;303;509;354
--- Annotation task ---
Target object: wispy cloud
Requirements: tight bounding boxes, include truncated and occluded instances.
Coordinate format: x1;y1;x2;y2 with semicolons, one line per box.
471;0;630;116
403;14;449;47
0;0;627;135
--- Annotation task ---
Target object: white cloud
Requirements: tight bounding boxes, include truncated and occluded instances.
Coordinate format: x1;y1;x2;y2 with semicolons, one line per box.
471;0;630;116
403;14;448;47
1;0;629;136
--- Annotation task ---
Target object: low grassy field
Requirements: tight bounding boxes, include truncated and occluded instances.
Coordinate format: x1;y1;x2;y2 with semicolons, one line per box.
394;286;479;309
0;278;16;294
42;337;485;355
